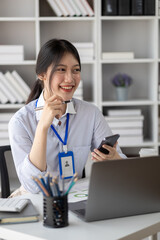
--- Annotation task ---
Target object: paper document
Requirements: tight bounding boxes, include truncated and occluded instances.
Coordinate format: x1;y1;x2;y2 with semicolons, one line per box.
68;178;89;203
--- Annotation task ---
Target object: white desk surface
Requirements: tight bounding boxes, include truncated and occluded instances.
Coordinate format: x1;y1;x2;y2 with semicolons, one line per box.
1;193;160;240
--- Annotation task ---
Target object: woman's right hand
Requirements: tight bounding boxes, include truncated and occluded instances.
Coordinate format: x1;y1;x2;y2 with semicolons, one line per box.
38;95;64;130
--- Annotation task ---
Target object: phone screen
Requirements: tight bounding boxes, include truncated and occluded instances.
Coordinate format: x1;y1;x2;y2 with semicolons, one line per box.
97;134;120;154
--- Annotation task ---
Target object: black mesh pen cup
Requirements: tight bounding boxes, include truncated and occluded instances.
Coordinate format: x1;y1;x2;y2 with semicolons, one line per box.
43;194;68;228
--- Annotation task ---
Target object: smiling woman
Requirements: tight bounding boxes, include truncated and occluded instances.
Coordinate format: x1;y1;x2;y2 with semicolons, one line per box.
8;39;126;194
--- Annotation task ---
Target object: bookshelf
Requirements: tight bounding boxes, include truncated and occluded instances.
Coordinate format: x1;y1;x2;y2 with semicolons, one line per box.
0;0;159;157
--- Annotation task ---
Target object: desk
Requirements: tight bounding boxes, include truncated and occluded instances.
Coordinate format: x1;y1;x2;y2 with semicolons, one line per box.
0;193;160;240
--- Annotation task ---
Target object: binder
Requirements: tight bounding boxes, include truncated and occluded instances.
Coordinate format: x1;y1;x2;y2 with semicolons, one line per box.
144;0;155;15
131;0;144;15
118;0;131;15
102;0;118;16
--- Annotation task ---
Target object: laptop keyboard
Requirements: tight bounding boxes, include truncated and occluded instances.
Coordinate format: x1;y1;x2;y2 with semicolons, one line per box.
75;208;86;216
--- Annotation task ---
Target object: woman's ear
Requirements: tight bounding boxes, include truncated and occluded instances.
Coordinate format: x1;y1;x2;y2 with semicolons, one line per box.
38;74;46;81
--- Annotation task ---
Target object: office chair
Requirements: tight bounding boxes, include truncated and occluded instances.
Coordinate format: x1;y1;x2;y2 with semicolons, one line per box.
0;145;11;198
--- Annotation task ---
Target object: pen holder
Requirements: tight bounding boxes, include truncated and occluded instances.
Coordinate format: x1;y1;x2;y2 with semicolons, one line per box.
43;194;68;228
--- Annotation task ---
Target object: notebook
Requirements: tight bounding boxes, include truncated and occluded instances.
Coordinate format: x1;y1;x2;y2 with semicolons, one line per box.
69;156;160;222
0;199;39;224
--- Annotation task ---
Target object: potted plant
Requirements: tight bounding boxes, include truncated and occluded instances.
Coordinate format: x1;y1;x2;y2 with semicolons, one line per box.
111;73;132;101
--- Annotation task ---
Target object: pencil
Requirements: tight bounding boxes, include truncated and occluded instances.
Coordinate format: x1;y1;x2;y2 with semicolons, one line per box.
53;178;61;196
32;177;50;197
64;177;78;195
34;100;72;111
45;172;53;196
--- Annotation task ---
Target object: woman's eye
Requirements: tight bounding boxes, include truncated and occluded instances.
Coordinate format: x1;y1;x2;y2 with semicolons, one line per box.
57;68;65;72
73;68;81;73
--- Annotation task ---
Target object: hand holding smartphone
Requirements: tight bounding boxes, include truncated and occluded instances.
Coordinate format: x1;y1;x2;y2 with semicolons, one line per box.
97;134;120;155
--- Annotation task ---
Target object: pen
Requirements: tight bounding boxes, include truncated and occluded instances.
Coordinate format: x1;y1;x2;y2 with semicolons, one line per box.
34;100;72;111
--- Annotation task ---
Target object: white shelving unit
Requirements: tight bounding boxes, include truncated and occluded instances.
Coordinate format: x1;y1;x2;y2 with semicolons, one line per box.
97;0;159;156
0;0;159;156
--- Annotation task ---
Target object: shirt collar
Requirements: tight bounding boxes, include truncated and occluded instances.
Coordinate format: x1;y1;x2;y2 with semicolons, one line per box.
35;91;76;126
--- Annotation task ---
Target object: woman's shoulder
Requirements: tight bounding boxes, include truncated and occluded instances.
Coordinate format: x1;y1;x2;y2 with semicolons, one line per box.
9;100;37;124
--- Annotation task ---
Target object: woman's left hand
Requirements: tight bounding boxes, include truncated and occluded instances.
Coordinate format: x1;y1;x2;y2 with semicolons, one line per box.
91;142;121;161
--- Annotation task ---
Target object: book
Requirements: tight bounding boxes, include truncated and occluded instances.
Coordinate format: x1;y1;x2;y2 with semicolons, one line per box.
74;0;89;16
6;71;28;101
0;139;10;146
46;0;63;16
77;48;94;57
0;131;9;138
118;135;143;145
118;0;131;15
5;71;25;103
0;87;8;104
102;52;134;60
0;199;39;224
0;123;8;130
131;0;143;15
0;54;24;62
112;127;143;136
12;70;31;96
105;116;144;128
107;109;142;116
0;72;17;103
107;120;143;128
0;113;14;122
72;42;94;48
55;0;69;16
0;45;24;54
102;0;118;16
144;0;155;16
69;0;82;16
62;0;76;16
80;0;94;16
4;72;24;103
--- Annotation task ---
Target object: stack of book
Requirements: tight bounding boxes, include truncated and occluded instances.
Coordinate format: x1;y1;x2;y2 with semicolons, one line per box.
159;117;160;141
0;71;31;104
0;45;24;63
74;80;83;100
105;109;144;145
158;84;160;101
102;0;155;16
72;42;94;61
102;52;134;60
0;113;14;146
47;0;94;17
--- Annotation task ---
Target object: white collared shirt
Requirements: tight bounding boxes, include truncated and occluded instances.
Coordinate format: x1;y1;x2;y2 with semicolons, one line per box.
8;92;126;193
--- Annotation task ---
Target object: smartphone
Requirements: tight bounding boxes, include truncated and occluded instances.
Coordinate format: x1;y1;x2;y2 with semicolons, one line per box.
97;134;120;155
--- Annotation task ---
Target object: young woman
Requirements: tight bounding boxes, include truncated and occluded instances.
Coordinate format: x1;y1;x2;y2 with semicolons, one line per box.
9;39;126;193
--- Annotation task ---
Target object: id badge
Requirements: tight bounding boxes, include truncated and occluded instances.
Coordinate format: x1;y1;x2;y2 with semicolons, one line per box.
59;151;75;179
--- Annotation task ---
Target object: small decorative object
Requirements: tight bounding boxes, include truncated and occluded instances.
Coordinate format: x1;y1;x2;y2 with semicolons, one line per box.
111;73;132;101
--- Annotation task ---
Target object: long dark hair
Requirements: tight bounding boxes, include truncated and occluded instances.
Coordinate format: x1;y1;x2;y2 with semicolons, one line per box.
26;39;81;104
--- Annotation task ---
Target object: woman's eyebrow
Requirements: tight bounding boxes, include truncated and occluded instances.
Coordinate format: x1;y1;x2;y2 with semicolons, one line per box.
56;64;80;67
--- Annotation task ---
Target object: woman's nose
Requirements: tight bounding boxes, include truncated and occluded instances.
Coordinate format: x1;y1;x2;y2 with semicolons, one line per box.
64;71;73;83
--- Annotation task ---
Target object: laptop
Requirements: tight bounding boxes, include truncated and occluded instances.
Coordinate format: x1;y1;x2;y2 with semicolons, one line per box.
69;156;160;222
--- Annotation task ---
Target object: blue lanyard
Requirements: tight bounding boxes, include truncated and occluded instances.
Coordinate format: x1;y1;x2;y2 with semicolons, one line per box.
50;113;69;146
35;99;69;147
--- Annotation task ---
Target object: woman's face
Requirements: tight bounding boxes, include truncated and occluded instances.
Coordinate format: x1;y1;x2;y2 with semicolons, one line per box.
43;53;81;101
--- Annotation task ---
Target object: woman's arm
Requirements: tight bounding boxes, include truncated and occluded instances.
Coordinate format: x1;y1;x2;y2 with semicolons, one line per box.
29;95;64;171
